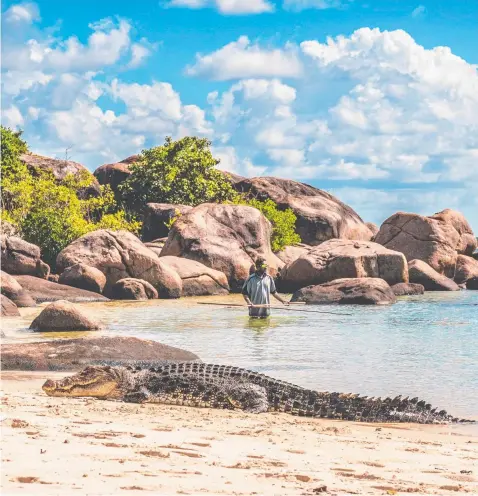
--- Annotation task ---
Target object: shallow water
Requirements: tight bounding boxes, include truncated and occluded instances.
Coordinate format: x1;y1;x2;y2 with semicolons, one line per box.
2;291;478;419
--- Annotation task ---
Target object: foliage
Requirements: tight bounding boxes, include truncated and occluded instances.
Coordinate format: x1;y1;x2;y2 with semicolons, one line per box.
231;197;301;252
164;208;182;231
1;126;28;178
119;136;237;213
1;127;140;268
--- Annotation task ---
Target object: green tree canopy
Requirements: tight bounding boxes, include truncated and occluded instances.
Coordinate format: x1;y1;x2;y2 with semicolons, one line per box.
119;136;237;213
0;126;28;178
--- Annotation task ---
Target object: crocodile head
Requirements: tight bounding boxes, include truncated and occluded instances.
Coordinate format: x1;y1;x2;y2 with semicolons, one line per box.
42;366;122;398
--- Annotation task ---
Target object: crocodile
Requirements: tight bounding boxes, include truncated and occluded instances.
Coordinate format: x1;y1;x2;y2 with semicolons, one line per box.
42;362;474;424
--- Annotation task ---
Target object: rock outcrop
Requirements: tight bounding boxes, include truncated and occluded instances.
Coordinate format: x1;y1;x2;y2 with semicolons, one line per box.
1;295;20;316
1;235;50;278
391;283;425;296
141;203;193;242
454;255;478;285
159;256;230;296
408;260;460;291
58;263;107;294
93;155;138;199
275;244;311;265
161;203;283;291
111;278;158;300
13;275;109;303
366;222;379;238
0;271;36;307
0;220;17;237
20;153;100;197
374;209;477;278
232;177;373;245
56;230;182;298
29;300;101;332
0;337;200;371
291;278;396;305
278;239;408;292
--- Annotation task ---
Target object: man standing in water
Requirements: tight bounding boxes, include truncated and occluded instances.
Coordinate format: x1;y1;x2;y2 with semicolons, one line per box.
242;258;289;318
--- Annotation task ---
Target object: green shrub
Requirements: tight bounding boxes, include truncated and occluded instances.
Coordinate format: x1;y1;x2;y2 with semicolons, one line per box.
231;197;301;252
119;136;237;213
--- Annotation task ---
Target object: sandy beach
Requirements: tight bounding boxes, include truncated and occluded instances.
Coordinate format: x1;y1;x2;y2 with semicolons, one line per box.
1;371;477;495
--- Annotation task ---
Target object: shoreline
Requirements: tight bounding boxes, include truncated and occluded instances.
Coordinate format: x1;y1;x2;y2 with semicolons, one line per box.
2;371;478;495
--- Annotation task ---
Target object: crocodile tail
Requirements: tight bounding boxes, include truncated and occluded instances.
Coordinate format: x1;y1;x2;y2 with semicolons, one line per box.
306;391;475;424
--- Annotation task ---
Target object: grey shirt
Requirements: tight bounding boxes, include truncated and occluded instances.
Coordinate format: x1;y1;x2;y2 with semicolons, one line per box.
242;272;277;317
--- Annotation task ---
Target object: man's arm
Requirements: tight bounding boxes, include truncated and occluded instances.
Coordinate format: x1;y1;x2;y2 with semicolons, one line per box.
270;276;289;305
272;291;289;305
242;278;253;307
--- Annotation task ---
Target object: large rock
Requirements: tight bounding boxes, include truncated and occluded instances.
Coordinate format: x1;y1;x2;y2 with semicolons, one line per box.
1;235;50;278
0;336;200;371
467;277;478;290
93;155;138;198
56;230;182;298
161;203;283;291
0;270;36;307
20;153;100;198
111;278;158;300
291;278;396;305
232;177;373;245
278;239;408;292
391;282;425;296
1;295;20;316
159;256;230;296
375;209;477;278
144;239;166;257
141;203;193;242
408;259;460;291
366;222;379;238
275;244;311;265
29;300;101;332
58;263;106;294
13;275;109;303
0;220;17;237
454;255;478;285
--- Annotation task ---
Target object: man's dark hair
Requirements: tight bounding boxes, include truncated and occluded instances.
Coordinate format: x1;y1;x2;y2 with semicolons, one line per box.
255;257;267;268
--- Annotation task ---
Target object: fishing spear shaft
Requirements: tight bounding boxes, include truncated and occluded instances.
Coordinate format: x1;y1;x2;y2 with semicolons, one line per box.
196;302;352;316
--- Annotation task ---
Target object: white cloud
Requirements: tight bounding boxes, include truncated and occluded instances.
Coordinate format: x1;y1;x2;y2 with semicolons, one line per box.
2;105;24;128
4;2;40;23
186;36;303;80
411;5;426;18
3;18;133;72
283;0;352;12
166;0;274;14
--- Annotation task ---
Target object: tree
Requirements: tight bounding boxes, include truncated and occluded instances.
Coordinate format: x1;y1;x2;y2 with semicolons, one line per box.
0;126;28;178
119;136;237;213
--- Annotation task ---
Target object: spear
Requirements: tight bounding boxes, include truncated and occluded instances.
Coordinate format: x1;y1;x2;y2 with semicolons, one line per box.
196;302;352;316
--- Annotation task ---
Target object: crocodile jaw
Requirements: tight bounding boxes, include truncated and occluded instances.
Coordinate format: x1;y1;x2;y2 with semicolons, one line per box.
42;367;121;397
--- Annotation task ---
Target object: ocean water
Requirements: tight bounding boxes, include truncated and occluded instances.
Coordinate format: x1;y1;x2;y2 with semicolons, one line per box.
3;291;478;420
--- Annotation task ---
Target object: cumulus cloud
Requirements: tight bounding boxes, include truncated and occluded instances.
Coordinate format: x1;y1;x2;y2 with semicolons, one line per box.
2;16;152;73
186;36;303;80
166;0;274;14
3;2;40;23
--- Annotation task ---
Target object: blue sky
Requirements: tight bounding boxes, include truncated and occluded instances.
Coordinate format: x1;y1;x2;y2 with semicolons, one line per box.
2;0;477;230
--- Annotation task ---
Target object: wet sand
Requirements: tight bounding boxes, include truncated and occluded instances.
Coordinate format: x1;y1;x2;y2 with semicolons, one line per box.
2;371;477;495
